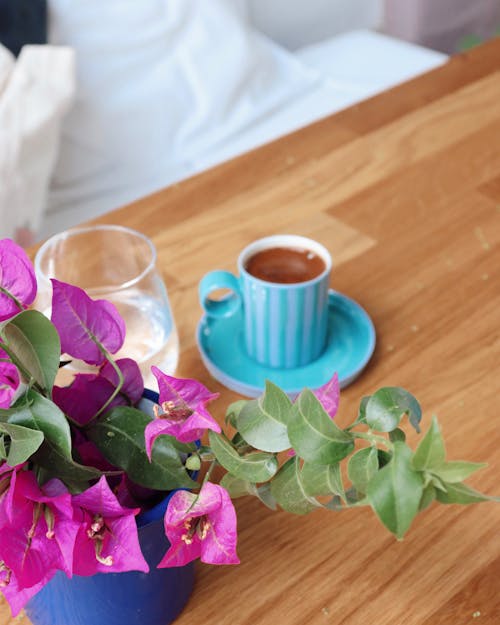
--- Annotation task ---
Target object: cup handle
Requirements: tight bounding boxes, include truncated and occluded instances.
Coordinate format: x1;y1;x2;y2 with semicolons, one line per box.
199;270;241;318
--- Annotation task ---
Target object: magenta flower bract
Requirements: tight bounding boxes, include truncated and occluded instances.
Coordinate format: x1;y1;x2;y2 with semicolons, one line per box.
50;279;126;365
0;471;79;590
0;462;22;525
0;239;37;321
159;482;239;567
145;368;221;456
313;372;340;418
0;362;19;409
100;358;144;405
53;358;144;425
72;476;148;576
0;568;50;617
0;469;59;619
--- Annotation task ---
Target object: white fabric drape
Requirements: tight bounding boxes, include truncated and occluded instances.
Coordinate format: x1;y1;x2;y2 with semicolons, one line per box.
0;44;74;242
44;0;323;235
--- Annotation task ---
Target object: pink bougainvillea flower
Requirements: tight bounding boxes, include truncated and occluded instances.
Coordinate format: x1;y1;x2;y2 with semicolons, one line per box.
159;481;239;567
72;476;148;576
313;372;340;419
100;358;144;405
0;472;79;590
0;462;23;526
0;362;19;409
53;358;143;425
0;239;37;321
0;566;51;617
50;280;126;365
53;373;115;425
145;367;220;456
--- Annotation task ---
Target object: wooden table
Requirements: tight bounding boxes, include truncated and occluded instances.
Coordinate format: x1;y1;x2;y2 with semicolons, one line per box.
7;38;500;625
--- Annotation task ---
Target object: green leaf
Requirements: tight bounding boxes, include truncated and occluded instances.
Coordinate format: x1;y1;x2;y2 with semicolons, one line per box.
389;428;406;443
419;483;436;511
435;482;497;505
412;416;445;470
219;474;277;510
367;442;424;539
288;389;354;464
35;465;87;493
0;436;6;460
428;474;447;492
209;431;278;482
366;387;422;433
256;482;278;510
32;441;102;487
225;400;248;427
431;461;487;483
1;310;61;392
377;449;392;468
326;488;368;510
301;461;345;500
270;456;319;515
354;396;370;426
347;447;379;495
236;381;292;452
6;393;99;488
0;422;44;466
87;406;197;490
220;473;256;498
231;432;247;449
8;390;72;458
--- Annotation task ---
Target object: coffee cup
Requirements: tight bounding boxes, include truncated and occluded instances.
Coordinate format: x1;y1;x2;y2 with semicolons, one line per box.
199;235;332;369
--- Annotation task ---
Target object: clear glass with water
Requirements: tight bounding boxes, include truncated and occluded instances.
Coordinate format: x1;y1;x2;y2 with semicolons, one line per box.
34;225;179;388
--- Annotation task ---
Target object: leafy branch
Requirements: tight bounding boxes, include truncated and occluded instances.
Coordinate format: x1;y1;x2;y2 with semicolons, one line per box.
206;382;496;539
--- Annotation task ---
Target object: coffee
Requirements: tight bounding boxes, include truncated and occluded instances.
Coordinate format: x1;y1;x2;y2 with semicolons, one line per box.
244;246;326;284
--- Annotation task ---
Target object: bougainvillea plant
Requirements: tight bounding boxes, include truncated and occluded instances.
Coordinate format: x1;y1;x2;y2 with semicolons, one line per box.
0;238;495;616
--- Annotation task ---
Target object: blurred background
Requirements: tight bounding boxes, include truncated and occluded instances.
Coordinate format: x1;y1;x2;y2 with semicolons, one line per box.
248;0;500;52
1;0;499;244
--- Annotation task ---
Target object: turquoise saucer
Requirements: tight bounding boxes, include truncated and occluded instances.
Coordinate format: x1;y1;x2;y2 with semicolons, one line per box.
196;290;376;398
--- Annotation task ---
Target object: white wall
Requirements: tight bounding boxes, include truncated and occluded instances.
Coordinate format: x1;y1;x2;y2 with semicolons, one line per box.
247;0;383;49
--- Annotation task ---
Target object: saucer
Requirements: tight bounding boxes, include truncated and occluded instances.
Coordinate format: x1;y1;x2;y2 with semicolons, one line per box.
196;290;376;398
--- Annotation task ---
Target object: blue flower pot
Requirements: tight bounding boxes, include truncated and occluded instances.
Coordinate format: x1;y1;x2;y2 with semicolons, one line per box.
25;390;195;625
25;494;194;625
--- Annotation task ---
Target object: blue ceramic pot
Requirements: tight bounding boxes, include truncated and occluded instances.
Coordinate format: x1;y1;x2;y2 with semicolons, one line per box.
24;390;195;625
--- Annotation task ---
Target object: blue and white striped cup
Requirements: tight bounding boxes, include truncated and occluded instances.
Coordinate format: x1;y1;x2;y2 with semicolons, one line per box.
199;235;332;369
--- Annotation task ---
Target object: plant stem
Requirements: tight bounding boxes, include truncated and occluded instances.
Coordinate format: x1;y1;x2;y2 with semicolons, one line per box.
87;346;125;422
0;340;44;394
352;430;394;451
0;287;24;312
202;460;217;485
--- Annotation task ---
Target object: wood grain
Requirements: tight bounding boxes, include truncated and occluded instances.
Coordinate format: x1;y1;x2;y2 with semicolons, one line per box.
5;39;500;625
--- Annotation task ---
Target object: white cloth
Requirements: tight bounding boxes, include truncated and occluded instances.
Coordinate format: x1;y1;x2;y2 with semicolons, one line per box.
0;44;74;241
246;0;383;50
45;0;321;236
191;30;447;174
296;30;447;99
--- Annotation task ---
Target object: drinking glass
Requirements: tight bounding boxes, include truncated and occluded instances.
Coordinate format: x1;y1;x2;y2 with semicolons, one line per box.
34;225;179;387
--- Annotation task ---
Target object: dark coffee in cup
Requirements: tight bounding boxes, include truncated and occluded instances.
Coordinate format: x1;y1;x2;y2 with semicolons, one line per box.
244;247;326;284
